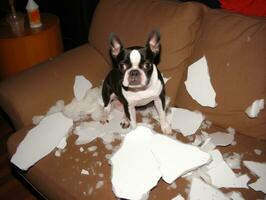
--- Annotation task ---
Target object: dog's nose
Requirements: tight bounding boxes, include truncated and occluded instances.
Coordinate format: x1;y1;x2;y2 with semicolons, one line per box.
130;70;140;77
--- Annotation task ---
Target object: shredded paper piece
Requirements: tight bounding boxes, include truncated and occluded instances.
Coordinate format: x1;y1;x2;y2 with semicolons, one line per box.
111;126;161;200
185;56;217;108
243;161;266;194
245;99;264;118
11;113;73;170
74;75;92;101
168;108;204;136
189;178;229;200
111;126;210;199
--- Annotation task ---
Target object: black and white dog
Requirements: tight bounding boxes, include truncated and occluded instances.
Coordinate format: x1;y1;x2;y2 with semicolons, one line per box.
101;30;171;134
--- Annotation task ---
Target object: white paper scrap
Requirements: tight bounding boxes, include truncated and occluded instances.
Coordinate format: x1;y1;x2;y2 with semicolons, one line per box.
206;150;250;188
81;169;89;175
74;75;92;101
185;56;217;108
74;110;130;145
11;113;73;170
224;153;243;170
226;191;244;200
209;131;234;147
189;178;229;200
111;126;161;200
57;136;67;150
254;149;262;155
245;99;264;118
243;161;266;194
171;194;185;200
169;108;204;136
151;134;210;184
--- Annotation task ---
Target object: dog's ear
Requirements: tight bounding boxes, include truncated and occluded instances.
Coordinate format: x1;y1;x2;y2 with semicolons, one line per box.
109;33;123;57
146;30;161;55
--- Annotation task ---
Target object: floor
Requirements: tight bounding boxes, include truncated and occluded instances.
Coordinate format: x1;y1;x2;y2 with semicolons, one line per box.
0;113;37;200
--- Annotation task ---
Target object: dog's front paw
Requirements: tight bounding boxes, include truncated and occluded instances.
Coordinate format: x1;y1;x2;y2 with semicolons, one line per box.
120;118;130;129
161;121;172;134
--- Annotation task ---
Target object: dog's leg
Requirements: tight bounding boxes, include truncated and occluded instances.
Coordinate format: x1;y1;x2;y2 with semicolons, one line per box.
119;105;130;128
154;98;172;134
100;84;113;124
128;106;137;129
121;104;136;129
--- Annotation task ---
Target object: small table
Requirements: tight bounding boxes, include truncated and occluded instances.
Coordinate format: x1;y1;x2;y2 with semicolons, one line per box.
0;13;63;80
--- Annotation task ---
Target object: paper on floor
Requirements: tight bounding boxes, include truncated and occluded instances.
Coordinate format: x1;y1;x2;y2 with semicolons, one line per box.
185;56;217;108
11;113;73;170
245;99;264;118
151;134;210;183
111;126;161;200
168;108;204;136
74;75;92;101
243;161;266;194
189;178;229;200
206;150;250;188
74;110;130;145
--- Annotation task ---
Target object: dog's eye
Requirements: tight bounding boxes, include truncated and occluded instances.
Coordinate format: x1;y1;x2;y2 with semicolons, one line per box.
119;63;127;72
143;63;152;70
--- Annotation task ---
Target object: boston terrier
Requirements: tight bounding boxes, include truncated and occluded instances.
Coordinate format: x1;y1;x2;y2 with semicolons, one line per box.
101;30;171;134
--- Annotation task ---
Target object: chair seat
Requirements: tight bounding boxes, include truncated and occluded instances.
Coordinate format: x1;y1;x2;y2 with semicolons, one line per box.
7;123;266;200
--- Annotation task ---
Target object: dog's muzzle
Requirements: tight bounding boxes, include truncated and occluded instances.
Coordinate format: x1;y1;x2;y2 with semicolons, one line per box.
128;70;141;85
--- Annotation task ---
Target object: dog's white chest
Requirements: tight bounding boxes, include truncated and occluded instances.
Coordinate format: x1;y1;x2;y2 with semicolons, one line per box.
122;66;163;106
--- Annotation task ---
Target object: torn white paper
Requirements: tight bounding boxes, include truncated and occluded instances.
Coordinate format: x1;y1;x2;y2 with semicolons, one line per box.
151;134;210;184
168;108;204;136
74;110;130;145
11;113;73;170
64;87;103;121
226;191;244;200
254;149;262;155
243;161;266;194
171;194;185;200
57;136;67;150
185;56;217;108
224;153;243;170
74;75;92;101
111;126;161;200
209;131;234;147
81;169;89;175
206;150;250;188
189;178;229;200
245;99;264;118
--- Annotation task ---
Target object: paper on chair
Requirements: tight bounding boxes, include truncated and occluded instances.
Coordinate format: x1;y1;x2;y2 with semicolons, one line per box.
245;99;264;118
74;75;92;101
74;110;130;145
169;108;204;136
185;56;217;108
11;113;73;170
111;126;161;200
243;161;266;193
206;150;250;188
151;134;210;184
189;178;229;200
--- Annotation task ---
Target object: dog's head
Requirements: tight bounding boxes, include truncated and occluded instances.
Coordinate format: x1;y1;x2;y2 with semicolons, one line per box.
109;30;161;89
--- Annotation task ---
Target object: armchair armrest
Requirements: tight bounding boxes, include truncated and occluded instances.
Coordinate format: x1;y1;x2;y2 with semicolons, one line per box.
0;44;110;129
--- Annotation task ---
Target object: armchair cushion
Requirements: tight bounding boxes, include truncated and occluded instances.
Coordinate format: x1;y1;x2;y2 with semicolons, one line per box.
0;44;110;129
175;8;266;139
